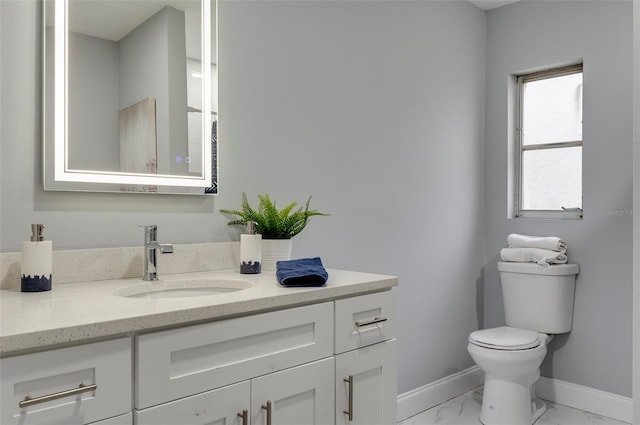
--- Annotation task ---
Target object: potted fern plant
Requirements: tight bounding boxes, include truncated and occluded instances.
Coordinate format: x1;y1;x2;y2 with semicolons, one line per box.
220;193;329;270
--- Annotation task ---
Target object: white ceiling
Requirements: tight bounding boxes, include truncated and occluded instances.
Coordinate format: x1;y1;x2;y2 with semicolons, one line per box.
62;0;211;61
69;1;200;42
468;0;521;10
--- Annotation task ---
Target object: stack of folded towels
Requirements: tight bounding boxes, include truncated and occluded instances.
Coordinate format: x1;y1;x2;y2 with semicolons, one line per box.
500;233;568;266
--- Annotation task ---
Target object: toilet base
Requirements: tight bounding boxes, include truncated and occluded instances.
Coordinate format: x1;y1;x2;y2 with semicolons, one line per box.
479;376;547;425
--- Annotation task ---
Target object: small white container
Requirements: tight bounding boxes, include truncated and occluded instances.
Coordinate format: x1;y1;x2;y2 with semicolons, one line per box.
21;224;53;292
240;221;261;274
261;239;293;271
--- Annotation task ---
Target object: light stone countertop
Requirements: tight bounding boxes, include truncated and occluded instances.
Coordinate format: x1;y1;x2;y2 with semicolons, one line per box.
0;268;397;356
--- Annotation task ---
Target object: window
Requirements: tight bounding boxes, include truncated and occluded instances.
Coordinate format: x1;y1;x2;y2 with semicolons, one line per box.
515;64;583;219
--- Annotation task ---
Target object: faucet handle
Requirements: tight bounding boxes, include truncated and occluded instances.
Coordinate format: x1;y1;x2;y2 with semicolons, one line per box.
159;244;174;254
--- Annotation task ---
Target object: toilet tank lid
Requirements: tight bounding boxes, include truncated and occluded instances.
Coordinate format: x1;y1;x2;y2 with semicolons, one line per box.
497;261;579;276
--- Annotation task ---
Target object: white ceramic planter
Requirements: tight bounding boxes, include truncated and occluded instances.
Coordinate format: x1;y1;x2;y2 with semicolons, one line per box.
261;239;293;271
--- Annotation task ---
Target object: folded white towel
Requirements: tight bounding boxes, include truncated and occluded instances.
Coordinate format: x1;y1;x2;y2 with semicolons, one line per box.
507;233;567;253
500;247;568;266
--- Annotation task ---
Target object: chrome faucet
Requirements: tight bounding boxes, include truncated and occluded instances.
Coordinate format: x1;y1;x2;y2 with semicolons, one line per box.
142;225;174;281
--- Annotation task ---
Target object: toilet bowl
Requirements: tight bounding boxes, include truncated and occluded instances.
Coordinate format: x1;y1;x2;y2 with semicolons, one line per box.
468;262;579;425
468;327;552;425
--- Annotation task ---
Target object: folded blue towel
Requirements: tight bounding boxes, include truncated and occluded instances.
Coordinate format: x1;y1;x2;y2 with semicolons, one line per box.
276;257;329;287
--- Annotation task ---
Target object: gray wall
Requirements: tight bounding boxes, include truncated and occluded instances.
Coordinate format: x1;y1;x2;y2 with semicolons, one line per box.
634;2;640;421
218;0;486;394
485;0;633;396
0;0;632;400
118;6;188;176
0;0;485;396
67;32;119;171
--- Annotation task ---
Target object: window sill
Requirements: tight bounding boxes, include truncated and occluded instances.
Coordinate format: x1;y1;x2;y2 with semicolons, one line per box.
515;210;583;220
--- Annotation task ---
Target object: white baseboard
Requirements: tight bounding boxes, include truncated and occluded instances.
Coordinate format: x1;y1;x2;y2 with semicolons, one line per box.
535;376;633;424
397;370;632;424
396;366;484;422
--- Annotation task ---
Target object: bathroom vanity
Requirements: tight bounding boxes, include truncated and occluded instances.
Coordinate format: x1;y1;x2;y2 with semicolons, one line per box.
0;268;398;425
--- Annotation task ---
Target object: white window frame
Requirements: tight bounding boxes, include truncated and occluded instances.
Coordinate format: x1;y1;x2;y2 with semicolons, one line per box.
514;63;584;220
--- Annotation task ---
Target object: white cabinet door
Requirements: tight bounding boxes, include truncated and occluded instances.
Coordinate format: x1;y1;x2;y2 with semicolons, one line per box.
335;339;397;425
135;381;249;425
0;338;131;425
251;357;334;425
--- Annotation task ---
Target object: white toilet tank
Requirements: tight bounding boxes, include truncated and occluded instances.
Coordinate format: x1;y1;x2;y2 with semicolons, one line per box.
498;261;579;334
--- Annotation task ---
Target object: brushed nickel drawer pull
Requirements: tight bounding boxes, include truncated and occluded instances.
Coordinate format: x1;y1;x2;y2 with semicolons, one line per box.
355;316;387;328
262;400;272;425
343;375;354;421
237;409;248;425
19;383;97;408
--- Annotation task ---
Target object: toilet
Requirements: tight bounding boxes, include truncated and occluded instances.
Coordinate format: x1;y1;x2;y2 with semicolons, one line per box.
467;261;579;425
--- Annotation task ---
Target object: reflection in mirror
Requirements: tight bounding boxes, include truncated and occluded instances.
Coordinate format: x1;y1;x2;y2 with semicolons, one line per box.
43;0;217;194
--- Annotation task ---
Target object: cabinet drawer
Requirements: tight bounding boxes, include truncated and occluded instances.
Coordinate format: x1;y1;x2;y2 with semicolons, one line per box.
136;302;333;408
334;291;395;354
135;381;250;425
0;338;132;425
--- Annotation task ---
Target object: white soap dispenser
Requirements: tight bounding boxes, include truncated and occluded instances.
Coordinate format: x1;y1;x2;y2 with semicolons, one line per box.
240;221;261;274
21;224;53;292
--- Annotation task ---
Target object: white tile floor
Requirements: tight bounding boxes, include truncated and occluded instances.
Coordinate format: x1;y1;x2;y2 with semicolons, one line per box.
399;388;630;425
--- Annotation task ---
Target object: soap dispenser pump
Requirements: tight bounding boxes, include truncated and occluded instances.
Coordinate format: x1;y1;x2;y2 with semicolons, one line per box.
21;224;53;292
240;221;261;274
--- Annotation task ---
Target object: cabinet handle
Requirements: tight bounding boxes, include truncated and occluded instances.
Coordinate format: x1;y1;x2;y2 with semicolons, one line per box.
237;409;248;425
343;375;354;421
19;383;97;408
355;316;387;328
262;400;272;425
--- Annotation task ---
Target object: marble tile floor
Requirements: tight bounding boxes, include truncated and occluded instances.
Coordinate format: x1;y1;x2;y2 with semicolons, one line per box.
399;388;630;425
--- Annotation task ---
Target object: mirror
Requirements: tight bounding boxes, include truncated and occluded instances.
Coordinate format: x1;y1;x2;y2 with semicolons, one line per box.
43;0;217;194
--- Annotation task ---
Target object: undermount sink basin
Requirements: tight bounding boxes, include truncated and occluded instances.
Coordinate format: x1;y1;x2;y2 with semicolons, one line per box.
114;279;252;299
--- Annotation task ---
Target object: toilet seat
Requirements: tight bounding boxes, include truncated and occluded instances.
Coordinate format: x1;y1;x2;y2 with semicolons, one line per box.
469;326;540;350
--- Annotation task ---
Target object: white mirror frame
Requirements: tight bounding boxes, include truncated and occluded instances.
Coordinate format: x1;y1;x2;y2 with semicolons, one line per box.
49;0;213;189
